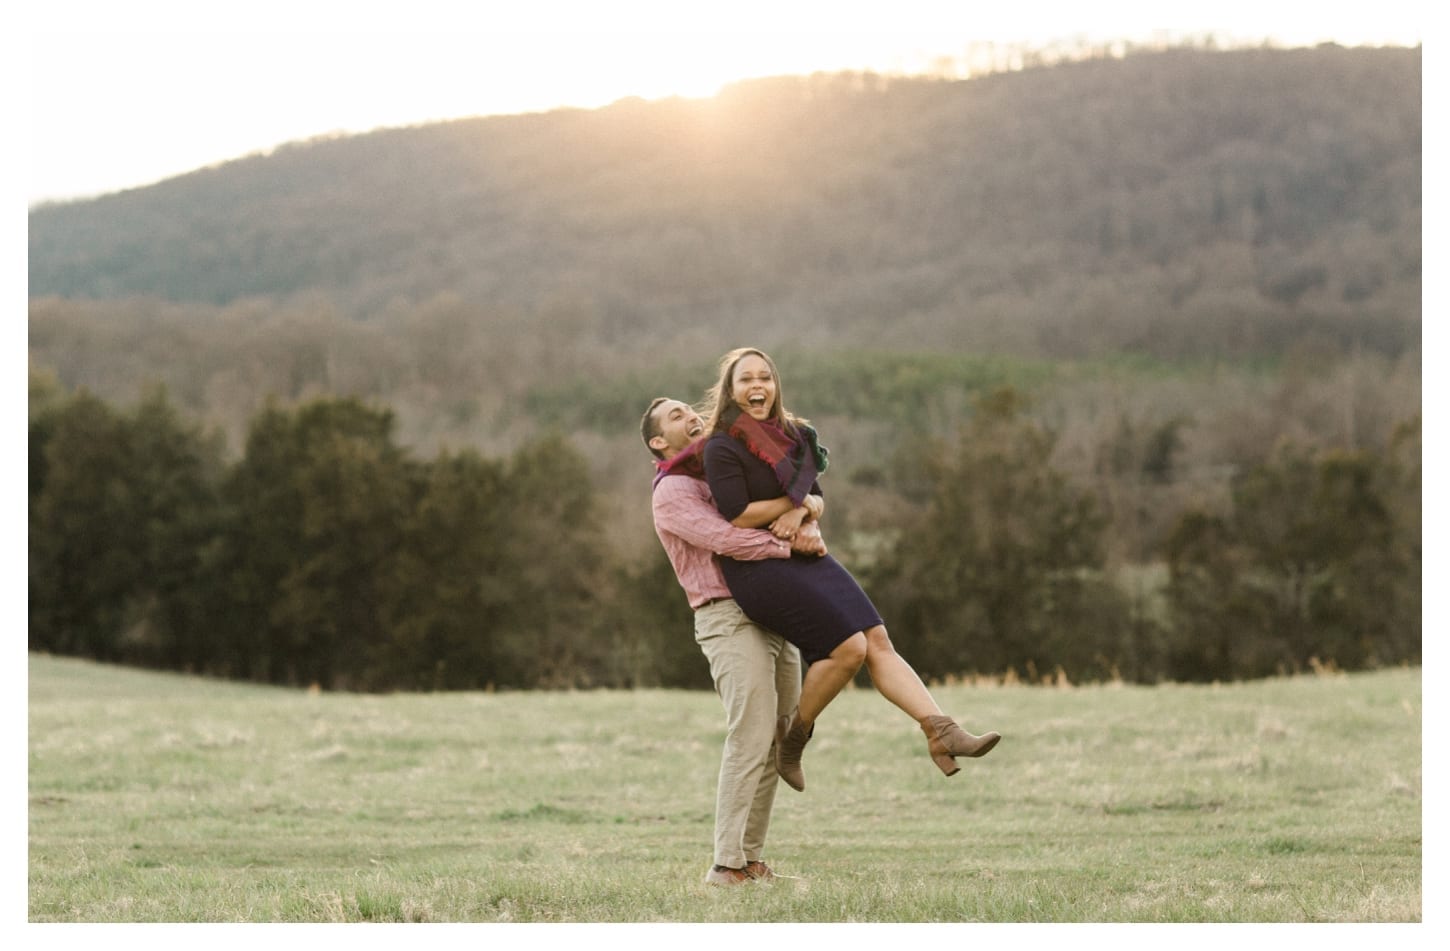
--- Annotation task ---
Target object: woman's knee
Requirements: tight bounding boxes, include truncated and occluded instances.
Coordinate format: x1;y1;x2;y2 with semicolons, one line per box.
833;632;868;669
864;625;896;656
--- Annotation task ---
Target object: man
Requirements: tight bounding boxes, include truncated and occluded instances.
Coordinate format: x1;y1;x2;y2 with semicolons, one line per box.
641;396;825;887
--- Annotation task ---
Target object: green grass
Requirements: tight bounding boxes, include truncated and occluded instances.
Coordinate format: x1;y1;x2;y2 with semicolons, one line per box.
28;653;1421;922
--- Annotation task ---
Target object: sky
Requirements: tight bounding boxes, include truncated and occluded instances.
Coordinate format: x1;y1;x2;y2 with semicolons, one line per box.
20;0;1427;206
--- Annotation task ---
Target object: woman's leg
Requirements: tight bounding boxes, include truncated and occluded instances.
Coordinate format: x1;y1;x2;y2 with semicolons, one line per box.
775;632;867;791
862;625;1000;774
861;625;941;720
796;632;867;725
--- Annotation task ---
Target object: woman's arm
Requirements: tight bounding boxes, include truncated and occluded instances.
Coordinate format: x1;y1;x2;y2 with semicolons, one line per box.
704;436;822;531
730;496;798;529
766;491;824;537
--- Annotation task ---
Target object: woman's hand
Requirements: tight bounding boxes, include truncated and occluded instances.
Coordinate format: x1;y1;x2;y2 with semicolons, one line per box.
769;506;809;539
802;494;825;521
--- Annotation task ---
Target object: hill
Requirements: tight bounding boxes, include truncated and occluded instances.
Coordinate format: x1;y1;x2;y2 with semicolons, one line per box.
30;44;1421;367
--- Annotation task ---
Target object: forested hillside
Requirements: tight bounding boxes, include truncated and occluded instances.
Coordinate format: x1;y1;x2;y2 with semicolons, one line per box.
28;43;1422;689
31;44;1419;351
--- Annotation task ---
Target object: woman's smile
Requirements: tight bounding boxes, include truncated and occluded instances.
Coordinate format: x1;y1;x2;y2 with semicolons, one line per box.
732;354;777;420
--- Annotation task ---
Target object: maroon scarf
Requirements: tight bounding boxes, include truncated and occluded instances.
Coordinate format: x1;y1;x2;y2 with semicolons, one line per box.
652;437;707;489
726;410;828;505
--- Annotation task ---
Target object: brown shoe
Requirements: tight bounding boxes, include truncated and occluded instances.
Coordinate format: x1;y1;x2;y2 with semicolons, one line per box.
743;860;775;881
919;715;1000;776
775;710;814;792
704;865;752;886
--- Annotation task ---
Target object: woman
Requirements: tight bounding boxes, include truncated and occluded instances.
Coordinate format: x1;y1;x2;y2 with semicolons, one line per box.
700;347;1000;791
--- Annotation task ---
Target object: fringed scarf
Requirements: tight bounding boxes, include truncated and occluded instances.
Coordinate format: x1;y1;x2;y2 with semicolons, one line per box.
726;409;829;505
652;437;708;489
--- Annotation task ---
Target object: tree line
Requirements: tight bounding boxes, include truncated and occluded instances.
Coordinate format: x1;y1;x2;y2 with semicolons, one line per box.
29;373;1419;690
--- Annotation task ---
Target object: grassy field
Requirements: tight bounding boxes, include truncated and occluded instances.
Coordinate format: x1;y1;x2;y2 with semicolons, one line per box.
27;652;1421;923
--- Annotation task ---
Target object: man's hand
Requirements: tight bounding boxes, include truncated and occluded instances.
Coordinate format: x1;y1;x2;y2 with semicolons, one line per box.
791;521;827;556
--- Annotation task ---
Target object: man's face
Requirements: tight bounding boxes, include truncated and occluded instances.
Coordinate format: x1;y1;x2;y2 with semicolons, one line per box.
650;399;705;455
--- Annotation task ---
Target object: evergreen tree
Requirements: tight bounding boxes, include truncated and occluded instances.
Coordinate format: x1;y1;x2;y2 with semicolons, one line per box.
215;397;413;688
382;448;513;690
487;433;614;687
29;390;137;659
114;386;226;671
1165;436;1420;679
870;388;1130;681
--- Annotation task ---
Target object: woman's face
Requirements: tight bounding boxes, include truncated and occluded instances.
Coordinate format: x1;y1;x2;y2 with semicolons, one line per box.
731;353;777;421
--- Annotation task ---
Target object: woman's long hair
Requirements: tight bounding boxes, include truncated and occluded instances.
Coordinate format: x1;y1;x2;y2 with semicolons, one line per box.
700;347;808;437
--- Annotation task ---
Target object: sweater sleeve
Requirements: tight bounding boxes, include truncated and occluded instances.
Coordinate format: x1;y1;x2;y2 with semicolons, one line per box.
703;435;751;522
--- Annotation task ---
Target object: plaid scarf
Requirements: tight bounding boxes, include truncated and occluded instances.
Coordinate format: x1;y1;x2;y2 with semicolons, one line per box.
652;437;708;489
726;409;828;505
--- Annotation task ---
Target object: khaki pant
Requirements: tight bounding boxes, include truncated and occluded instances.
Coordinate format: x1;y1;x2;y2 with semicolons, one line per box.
694;599;802;869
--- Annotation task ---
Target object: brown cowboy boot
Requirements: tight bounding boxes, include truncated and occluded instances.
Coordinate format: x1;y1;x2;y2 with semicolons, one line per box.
919;715;1000;776
775;709;814;792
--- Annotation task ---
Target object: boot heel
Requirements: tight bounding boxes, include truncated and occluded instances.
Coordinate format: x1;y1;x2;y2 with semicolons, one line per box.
930;746;961;776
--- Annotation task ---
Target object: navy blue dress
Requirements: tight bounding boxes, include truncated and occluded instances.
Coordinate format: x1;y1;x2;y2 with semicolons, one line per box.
704;431;883;666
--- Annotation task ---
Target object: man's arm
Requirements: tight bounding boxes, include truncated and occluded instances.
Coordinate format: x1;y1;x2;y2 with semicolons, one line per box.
653;477;792;562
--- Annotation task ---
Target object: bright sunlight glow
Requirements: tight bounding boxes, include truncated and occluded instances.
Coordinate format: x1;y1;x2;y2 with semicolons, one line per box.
23;0;1425;205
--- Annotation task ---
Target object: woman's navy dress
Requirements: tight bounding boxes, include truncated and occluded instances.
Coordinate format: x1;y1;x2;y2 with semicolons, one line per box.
704;431;883;666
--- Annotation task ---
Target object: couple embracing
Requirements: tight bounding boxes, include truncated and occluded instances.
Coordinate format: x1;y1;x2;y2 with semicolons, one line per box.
641;347;1000;887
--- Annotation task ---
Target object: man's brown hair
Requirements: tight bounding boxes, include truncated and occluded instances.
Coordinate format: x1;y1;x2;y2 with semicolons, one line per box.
640;396;671;459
